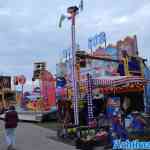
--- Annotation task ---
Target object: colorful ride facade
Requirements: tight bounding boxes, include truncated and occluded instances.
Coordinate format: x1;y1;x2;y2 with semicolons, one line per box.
56;35;149;127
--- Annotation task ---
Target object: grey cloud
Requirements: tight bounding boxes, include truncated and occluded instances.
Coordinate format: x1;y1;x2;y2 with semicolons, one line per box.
0;0;150;86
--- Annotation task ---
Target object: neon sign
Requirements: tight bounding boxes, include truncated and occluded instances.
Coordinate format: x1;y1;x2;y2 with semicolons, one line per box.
62;44;80;59
88;32;106;50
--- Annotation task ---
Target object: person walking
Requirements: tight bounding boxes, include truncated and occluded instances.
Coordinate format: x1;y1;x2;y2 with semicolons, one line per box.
4;105;19;150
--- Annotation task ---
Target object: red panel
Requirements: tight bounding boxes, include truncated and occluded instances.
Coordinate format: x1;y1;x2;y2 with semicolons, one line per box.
48;82;56;108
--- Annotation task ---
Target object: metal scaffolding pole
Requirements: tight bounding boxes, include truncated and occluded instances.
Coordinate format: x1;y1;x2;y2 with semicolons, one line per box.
59;2;84;125
70;12;79;126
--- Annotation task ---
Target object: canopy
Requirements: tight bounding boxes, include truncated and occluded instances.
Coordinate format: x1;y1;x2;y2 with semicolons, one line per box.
82;76;147;87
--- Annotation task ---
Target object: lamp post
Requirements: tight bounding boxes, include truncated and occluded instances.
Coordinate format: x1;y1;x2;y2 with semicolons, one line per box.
67;6;79;126
59;0;83;126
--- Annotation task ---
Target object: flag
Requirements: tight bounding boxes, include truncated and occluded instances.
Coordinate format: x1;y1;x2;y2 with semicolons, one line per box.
59;14;66;28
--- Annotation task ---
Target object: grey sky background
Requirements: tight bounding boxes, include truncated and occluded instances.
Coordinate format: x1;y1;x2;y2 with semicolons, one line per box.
0;0;150;90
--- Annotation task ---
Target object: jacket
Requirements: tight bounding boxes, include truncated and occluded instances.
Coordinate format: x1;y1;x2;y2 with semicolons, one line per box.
5;110;19;129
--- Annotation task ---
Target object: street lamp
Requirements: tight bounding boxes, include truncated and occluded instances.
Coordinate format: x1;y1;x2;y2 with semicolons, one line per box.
59;1;83;126
67;6;79;126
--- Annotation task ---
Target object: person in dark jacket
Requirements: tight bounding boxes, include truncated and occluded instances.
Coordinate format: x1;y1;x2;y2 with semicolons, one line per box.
0;106;5;114
4;105;19;150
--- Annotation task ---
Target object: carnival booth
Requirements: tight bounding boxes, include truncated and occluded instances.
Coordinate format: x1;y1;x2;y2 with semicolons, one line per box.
10;62;57;122
31;62;56;112
56;35;150;148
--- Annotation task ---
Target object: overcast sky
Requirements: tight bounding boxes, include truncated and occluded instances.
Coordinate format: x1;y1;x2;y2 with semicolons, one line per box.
0;0;150;90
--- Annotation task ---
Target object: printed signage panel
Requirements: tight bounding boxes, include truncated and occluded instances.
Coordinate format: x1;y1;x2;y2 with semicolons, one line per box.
93;46;118;60
80;59;119;80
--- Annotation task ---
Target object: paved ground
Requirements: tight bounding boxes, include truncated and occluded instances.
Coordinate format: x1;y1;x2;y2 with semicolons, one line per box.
0;120;77;150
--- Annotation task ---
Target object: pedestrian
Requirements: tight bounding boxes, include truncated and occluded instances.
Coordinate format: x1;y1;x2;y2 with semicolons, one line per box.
4;105;19;150
130;111;146;131
111;112;128;140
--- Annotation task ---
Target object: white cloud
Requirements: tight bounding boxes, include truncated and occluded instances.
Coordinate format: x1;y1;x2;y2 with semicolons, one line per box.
0;8;11;16
137;3;150;16
113;16;129;24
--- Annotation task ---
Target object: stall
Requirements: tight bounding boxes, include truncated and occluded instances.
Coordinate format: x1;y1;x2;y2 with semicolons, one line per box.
56;35;150;148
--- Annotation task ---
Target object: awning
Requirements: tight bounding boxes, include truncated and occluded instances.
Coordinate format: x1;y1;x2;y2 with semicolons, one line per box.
99;85;144;94
81;76;148;87
112;76;147;87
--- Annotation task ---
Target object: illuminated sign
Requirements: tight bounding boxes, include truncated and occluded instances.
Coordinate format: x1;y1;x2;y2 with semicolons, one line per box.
88;32;106;50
